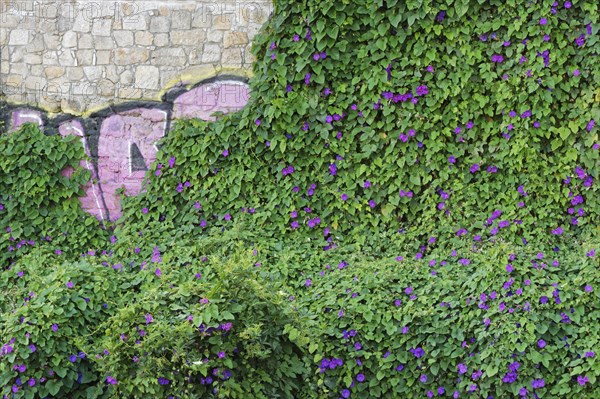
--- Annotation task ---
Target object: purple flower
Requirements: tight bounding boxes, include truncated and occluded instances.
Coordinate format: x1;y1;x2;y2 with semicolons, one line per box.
577;375;589;386
491;54;504;63
66;281;74;288
531;379;545;389
470;164;480;173
145;313;154;324
356;373;365;382
415;85;429;96
368;200;376;208
538;339;546;348
341;193;349;201
420;374;428;383
304;73;311;85
51;324;59;332
539;18;547;25
168;156;176;168
587;120;595;132
329;163;337;175
106;376;117;385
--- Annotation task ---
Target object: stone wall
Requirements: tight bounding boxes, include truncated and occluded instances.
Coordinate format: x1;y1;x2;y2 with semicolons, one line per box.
0;0;272;114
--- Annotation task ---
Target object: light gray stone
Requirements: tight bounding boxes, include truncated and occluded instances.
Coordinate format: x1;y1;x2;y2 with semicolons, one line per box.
150;16;170;33
75;50;94;66
23;53;42;64
95;37;115;50
72;14;91;33
29;35;45;52
207;30;224;43
202;43;221;63
62;31;78;48
66;67;84;81
120;69;134;85
43;33;60;49
151;48;186;66
58;50;76;66
113;30;134;47
78;34;94;49
0;29;8;46
171;29;207;46
135;31;154;46
222;47;242;67
9;30;29;45
84;66;103;81
8;62;29;76
10;47;26;63
122;15;148;31
96;51;112;65
153;33;169;47
171;10;192;30
192;14;212;28
135;66;160;89
114;47;149;65
42;52;59;66
92;19;112;37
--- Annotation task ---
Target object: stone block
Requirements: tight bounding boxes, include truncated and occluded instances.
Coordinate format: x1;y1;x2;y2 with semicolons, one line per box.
192;14;212;28
23;53;42;64
58;50;76;66
207;30;223;43
42;52;59;66
84;66;103;81
0;28;7;46
122;15;148;31
135;66;160;90
72;14;91;33
153;33;169;47
222;48;242;67
44;66;65;79
0;61;8;74
149;16;170;33
30;65;43;76
43;33;60;49
62;31;77;48
213;15;232;30
9;29;29;45
10;47;25;63
135;31;154;46
66;67;84;81
95;37;115;50
8;62;29;76
113;30;134;47
151;48;186;66
96;51;112;65
29;35;45;52
75;49;94;65
224;31;249;48
171;10;192;30
115;48;149;65
24;76;45;91
120;70;134;85
78;34;94;49
92;19;112;37
202;43;221;63
171;29;207;46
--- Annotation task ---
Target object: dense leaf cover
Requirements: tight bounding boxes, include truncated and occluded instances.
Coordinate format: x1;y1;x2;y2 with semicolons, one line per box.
1;0;599;398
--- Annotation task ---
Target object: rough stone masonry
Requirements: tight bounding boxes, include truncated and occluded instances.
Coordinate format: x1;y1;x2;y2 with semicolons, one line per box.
0;0;273;114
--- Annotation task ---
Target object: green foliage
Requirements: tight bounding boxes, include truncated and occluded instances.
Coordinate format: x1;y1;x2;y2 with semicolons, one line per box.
0;124;109;266
1;0;600;398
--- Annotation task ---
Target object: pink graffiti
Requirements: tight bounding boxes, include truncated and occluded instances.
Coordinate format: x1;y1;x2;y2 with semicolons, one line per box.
4;79;250;222
98;107;168;220
173;82;250;120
